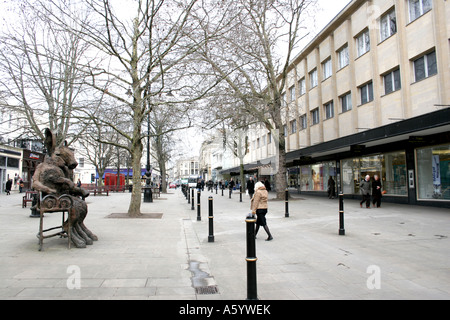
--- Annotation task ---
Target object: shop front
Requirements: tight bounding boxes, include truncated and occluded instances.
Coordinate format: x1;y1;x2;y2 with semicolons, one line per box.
286;108;450;208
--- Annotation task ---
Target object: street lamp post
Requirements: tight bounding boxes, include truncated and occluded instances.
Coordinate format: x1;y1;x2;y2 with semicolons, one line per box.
144;111;153;203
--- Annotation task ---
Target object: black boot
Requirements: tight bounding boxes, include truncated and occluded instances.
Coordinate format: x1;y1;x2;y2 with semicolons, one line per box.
264;225;273;241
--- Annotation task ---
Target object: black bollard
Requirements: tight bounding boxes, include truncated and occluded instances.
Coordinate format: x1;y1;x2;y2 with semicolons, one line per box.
208;196;214;243
339;193;345;235
216;185;218;194
191;188;194;211
229;188;232;199
246;214;258;300
221;187;224;197
240;186;243;202
188;187;190;204
197;190;201;221
285;188;289;218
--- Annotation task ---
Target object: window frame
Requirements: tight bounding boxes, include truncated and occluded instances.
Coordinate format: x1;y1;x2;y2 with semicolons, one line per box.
341;92;352;113
311;108;320;125
356;29;370;57
413;50;437;82
338;45;349;70
324;101;334;120
322;58;332;80
309;69;318;89
380;8;397;42
359;81;374;105
383;68;401;95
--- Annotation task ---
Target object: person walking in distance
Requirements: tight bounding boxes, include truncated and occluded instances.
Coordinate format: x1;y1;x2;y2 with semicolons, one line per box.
247;176;255;199
360;175;372;208
5;178;12;195
372;174;382;208
251;181;273;241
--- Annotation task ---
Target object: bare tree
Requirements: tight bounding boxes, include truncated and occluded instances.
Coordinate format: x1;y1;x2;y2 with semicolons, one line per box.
0;2;95;146
33;0;220;216
196;0;316;199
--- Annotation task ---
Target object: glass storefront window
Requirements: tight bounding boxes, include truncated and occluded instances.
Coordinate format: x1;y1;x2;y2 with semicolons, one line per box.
300;162;336;192
416;144;450;200
341;151;407;196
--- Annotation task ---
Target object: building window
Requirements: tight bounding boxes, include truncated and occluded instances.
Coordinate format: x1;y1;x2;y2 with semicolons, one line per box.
298;78;306;96
283;124;288;137
409;0;432;22
267;132;272;144
78;158;85;168
290;119;297;134
311;108;320;125
341;92;352;112
338;45;349;70
324;101;334;119
384;68;401;94
309;69;318;89
380;9;397;41
289;85;295;103
360;81;374;105
356;29;370;57
322;58;332;80
300;115;307;130
413;50;437;82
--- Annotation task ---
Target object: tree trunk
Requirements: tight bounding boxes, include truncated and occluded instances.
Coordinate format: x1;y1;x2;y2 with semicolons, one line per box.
128;138;143;217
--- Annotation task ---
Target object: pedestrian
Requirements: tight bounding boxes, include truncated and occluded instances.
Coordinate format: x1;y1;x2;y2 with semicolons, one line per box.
372;174;382;208
360;175;371;208
247;176;255;199
229;178;235;190
77;179;82;188
5;178;12;195
19;179;24;193
327;176;336;199
251;181;273;241
263;178;271;192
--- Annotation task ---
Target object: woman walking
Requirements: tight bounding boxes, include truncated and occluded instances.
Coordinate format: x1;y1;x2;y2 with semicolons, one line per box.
251;181;273;241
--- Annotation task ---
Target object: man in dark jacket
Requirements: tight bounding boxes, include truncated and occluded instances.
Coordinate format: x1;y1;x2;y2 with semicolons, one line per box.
5;179;12;195
247;176;255;199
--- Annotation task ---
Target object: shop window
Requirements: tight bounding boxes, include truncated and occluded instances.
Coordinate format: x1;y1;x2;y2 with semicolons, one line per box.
341;151;407;196
416;144;450;200
300;162;336;192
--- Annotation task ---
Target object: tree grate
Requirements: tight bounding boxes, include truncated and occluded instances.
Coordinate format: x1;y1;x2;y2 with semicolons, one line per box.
195;285;219;295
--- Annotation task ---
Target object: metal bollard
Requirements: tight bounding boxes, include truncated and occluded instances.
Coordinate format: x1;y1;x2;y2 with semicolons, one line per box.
246;214;258;300
208;197;214;242
197;190;201;221
240;186;242;202
221;187;224;197
191;188;194;210
188;187;190;204
339;193;345;235
229;188;232;199
285;188;289;218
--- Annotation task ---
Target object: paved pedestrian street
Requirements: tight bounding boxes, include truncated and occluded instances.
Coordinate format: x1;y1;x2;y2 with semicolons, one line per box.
0;189;449;301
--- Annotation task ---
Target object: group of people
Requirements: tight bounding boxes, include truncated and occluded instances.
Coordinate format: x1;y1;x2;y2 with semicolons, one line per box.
360;174;383;208
4;174;24;195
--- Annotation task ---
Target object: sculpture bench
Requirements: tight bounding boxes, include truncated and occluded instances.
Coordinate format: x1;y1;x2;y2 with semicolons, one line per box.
36;194;73;251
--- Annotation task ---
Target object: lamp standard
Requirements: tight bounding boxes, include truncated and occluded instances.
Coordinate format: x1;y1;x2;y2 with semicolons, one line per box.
143;110;153;203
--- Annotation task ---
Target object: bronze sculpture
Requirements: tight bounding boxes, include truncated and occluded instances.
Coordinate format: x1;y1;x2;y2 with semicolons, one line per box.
32;128;98;248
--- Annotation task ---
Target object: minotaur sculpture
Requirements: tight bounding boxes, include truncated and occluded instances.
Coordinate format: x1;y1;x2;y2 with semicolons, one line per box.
32;128;97;248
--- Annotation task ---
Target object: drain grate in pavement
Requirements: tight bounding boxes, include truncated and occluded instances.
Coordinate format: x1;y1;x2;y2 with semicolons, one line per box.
195;285;219;295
